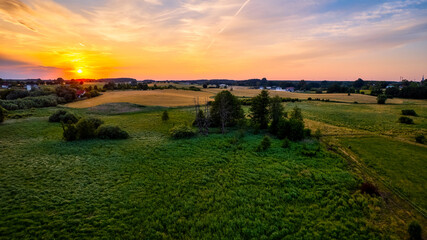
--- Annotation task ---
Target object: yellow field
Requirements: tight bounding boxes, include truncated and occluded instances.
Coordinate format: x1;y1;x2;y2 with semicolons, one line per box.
204;86;414;104
66;90;214;108
67;87;426;108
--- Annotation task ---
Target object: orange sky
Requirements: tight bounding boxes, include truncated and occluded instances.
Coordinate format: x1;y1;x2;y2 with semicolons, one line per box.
0;0;426;80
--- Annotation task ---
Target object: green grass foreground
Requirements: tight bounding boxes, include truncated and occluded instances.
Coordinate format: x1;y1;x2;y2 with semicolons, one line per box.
0;107;402;239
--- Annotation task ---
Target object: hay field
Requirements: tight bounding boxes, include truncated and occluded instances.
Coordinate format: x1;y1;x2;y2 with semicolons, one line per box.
66;90;214;108
204;87;417;104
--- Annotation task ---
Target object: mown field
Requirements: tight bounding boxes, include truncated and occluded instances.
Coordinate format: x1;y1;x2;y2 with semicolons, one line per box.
66;90;214;108
0;105;410;239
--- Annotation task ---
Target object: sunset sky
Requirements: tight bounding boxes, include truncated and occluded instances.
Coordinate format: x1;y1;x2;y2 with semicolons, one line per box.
0;0;426;80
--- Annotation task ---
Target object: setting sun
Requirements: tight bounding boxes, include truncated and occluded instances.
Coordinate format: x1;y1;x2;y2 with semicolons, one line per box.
77;69;83;74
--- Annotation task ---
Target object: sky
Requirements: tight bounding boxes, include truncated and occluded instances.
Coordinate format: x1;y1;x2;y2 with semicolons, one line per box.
0;0;426;80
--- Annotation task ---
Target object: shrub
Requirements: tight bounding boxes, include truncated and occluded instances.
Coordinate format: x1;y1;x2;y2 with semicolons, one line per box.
61;113;79;124
360;182;380;196
62;123;78;141
313;129;322;140
402;109;417;116
399;116;414;124
303;128;311;138
0;106;6;123
282;138;290;148
415;134;425;144
256;136;271;152
377;94;387;104
5;90;29;100
276;118;305;141
97;126;129;139
49;110;67;122
169;124;195;139
49;110;79;124
408;221;422;240
56;86;76;103
75;117;104;139
162;110;169;121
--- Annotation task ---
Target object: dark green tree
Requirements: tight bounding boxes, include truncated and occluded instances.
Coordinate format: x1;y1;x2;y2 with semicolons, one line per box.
269;95;284;133
162;110;169;121
408;221;422;240
377;94;387;104
250;90;270;129
210;91;244;134
289;106;303;121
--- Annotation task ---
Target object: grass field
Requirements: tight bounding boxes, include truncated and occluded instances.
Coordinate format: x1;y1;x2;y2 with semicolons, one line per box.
341;136;427;210
0;106;408;239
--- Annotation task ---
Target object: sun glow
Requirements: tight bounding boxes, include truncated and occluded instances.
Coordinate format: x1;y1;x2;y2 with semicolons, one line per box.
77;69;83;74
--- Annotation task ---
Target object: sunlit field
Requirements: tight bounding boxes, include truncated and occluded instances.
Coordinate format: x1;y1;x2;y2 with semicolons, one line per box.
66;89;214;108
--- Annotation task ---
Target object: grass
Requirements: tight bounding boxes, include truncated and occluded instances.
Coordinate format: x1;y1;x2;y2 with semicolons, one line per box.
341;136;427;210
284;101;427;142
0;107;403;239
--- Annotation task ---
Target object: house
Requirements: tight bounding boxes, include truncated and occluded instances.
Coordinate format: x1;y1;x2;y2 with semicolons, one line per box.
259;86;265;90
266;87;272;90
275;87;283;91
76;90;86;98
386;85;395;89
26;84;39;91
1;84;10;89
285;87;295;92
219;84;228;89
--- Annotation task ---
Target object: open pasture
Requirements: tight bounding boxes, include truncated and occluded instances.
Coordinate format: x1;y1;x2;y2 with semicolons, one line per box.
66;89;214;108
0;107;404;239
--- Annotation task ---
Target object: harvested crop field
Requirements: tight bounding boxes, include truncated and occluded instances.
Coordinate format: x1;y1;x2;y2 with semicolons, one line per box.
66;90;214;108
204;87;416;104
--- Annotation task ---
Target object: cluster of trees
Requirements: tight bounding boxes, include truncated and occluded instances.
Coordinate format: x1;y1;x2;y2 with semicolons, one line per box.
49;110;129;141
179;90;311;142
103;82;201;92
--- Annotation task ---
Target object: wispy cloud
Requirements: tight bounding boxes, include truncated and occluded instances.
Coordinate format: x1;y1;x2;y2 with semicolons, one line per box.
0;0;426;80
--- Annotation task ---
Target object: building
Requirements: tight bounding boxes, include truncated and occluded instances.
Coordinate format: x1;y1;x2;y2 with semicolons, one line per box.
26;84;39;91
1;84;10;89
285;87;295;92
219;84;228;89
76;90;86;98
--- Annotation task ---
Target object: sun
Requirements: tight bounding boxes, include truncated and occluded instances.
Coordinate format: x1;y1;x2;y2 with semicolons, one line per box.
77;69;83;74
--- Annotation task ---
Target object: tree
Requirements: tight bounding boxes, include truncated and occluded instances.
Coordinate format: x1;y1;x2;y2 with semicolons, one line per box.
269;95;284;133
377;94;387;104
202;83;208;89
210;91;243;134
353;78;365;89
194;98;210;135
162;110;169;121
250;90;270;129
289;106;303;121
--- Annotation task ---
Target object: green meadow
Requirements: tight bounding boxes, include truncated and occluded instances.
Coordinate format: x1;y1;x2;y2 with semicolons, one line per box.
0;105;408;239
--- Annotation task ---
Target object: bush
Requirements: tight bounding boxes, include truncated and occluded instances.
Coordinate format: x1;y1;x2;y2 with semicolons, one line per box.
408;221;422;240
402;109;417;116
415;134;425;144
62;113;79;124
313;129;322;140
62;123;78;141
49;110;67;122
75;117;104;139
0;95;58;110
282;138;290;148
56;86;76;103
276;118;305;141
303;128;311;138
360;182;380;196
377;94;387;104
399;116;414;124
169;124;195;139
5;90;29;100
97;126;129;139
49;110;79;124
0;106;6;123
256;136;271;152
162;110;169;121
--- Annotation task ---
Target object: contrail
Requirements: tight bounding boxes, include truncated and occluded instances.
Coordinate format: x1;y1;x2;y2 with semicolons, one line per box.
207;0;252;49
